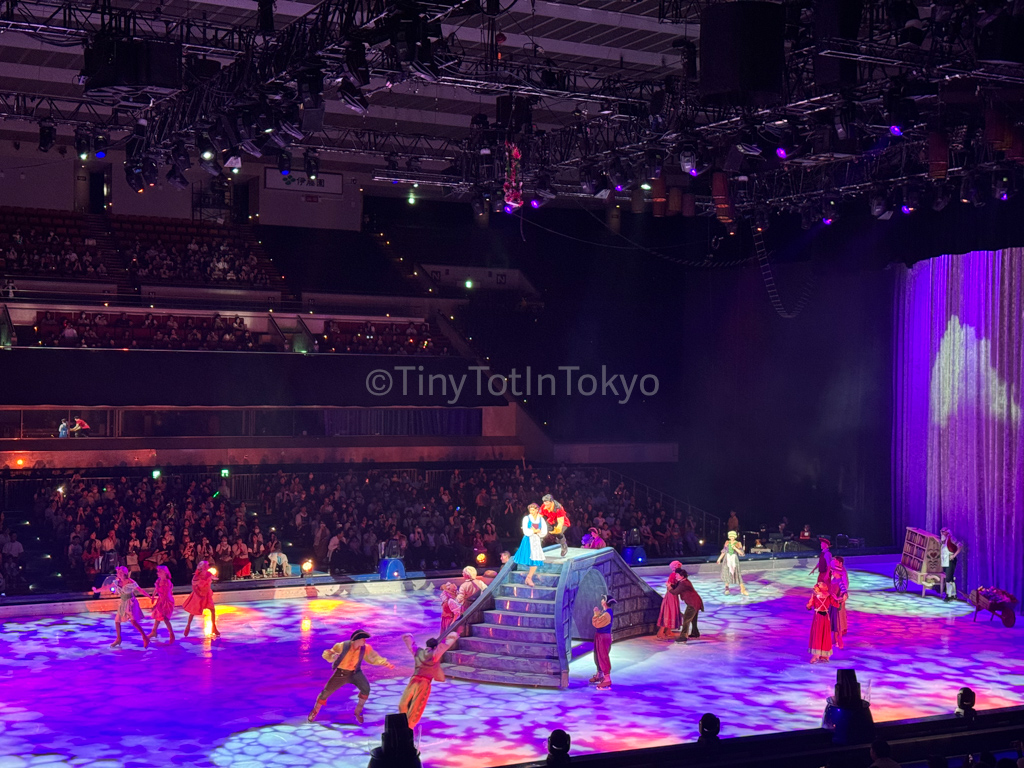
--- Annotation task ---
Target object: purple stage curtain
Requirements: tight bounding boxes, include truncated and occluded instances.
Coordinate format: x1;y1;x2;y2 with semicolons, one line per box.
893;249;1024;599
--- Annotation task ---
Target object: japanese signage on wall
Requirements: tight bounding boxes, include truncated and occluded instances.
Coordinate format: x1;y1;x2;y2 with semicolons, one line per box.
264;168;344;195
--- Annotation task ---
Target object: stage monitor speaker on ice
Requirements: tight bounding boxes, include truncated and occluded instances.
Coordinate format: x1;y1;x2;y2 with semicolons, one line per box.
379;558;406;580
622;546;646;565
699;2;785;106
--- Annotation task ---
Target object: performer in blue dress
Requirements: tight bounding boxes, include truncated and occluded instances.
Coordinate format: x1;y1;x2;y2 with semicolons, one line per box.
512;503;547;587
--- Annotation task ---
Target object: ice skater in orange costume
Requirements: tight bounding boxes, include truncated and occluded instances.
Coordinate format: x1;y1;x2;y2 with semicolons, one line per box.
148;565;176;643
182;560;219;637
397;631;460;729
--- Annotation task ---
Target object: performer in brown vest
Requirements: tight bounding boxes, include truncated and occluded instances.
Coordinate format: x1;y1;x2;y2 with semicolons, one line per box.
308;629;393;724
670;568;705;642
397;631;460;728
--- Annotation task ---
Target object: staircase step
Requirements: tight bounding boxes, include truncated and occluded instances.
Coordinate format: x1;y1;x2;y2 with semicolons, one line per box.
443;650;561;675
470;624;556;644
483;610;555;629
499;584;557;600
507;571;559;587
494;597;556;615
441;664;562;688
456;636;559;658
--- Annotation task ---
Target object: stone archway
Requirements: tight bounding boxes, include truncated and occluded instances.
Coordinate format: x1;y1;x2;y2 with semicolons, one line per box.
570;567;609;641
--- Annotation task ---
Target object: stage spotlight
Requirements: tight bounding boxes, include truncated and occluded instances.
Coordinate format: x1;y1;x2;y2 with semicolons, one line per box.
74;129;91;161
994;171;1014;201
822;197;839;225
298;70;324;109
278;150;291;176
170;140;191;172
224;151;242;175
124;162;145;193
301;559;314;574
304;150;319;180
822;669;875;744
197;131;216;161
199;151;221;177
93;133;107;159
546;730;571;766
679;147;697;174
606;156;628;189
367;713;421;768
470;190;486;216
622;545;646;565
890;124;904;137
337;80;369;115
956;687;976;721
38;121;56;152
141;156;159;187
932;184;952;211
697;713;721;744
165;166;189;190
869;191;892;220
579;164;597;194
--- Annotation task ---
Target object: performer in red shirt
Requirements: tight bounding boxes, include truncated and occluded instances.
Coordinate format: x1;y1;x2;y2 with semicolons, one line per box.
540;494;570;557
671;568;705;642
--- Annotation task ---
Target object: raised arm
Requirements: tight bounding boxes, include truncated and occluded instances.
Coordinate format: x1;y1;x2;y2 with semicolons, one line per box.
433;631;459;661
402;633;417;655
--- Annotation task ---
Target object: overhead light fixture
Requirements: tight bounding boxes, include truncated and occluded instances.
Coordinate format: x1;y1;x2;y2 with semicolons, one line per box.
869;189;892;220
278;150;291;176
124;161;144;193
932;183;952;211
304;150;319;180
197;131;216;162
38;121;56;152
171;140;191;172
994;171;1013;201
224;151;242;175
337;80;369;115
93;133;107;159
75;129;91;161
141;156;159;187
165;165;189;190
343;45;371;87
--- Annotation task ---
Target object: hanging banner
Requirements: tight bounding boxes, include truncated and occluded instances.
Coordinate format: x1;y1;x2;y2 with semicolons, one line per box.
264;168;344;195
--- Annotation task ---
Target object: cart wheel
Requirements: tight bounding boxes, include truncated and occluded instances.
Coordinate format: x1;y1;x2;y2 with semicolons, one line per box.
893;565;909;592
1002;607;1016;628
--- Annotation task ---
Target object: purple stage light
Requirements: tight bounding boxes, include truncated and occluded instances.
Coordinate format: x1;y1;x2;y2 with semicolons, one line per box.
822;217;833;226
776;148;788;159
530;199;540;209
901;205;911;214
688;169;698;177
614;184;623;191
1000;192;1009;201
890;125;903;136
503;204;514;214
391;179;398;184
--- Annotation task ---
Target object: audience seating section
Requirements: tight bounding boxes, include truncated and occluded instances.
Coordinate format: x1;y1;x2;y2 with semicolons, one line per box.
33;310;264;351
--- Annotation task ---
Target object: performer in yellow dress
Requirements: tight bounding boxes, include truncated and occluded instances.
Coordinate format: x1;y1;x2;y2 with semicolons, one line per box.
397;631;460;728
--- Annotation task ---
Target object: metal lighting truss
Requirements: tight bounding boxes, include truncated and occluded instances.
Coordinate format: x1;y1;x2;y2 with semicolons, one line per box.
0;0;257;58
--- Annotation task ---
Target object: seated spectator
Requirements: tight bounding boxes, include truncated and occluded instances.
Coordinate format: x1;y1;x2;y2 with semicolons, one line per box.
868;740;901;768
799;524;813;541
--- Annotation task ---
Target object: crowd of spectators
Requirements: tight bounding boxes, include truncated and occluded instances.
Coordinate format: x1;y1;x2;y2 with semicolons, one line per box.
319;320;448;355
36;310;260;351
0;228;108;279
31;465;703;591
124;235;271;286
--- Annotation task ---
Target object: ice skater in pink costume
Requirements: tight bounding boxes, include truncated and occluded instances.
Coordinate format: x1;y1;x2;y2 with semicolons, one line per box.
655;560;683;640
148;565;176;643
182;560;220;637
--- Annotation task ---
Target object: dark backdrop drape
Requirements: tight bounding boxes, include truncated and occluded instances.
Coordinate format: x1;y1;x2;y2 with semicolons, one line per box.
893;249;1024;599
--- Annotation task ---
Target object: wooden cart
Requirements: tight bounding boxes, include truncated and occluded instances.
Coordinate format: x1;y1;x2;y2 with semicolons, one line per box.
893;527;944;596
969;589;1018;627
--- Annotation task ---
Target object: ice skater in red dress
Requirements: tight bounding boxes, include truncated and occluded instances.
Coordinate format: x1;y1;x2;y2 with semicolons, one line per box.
655;560;683;640
148;565;176;643
807;580;836;663
182;560;220;637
